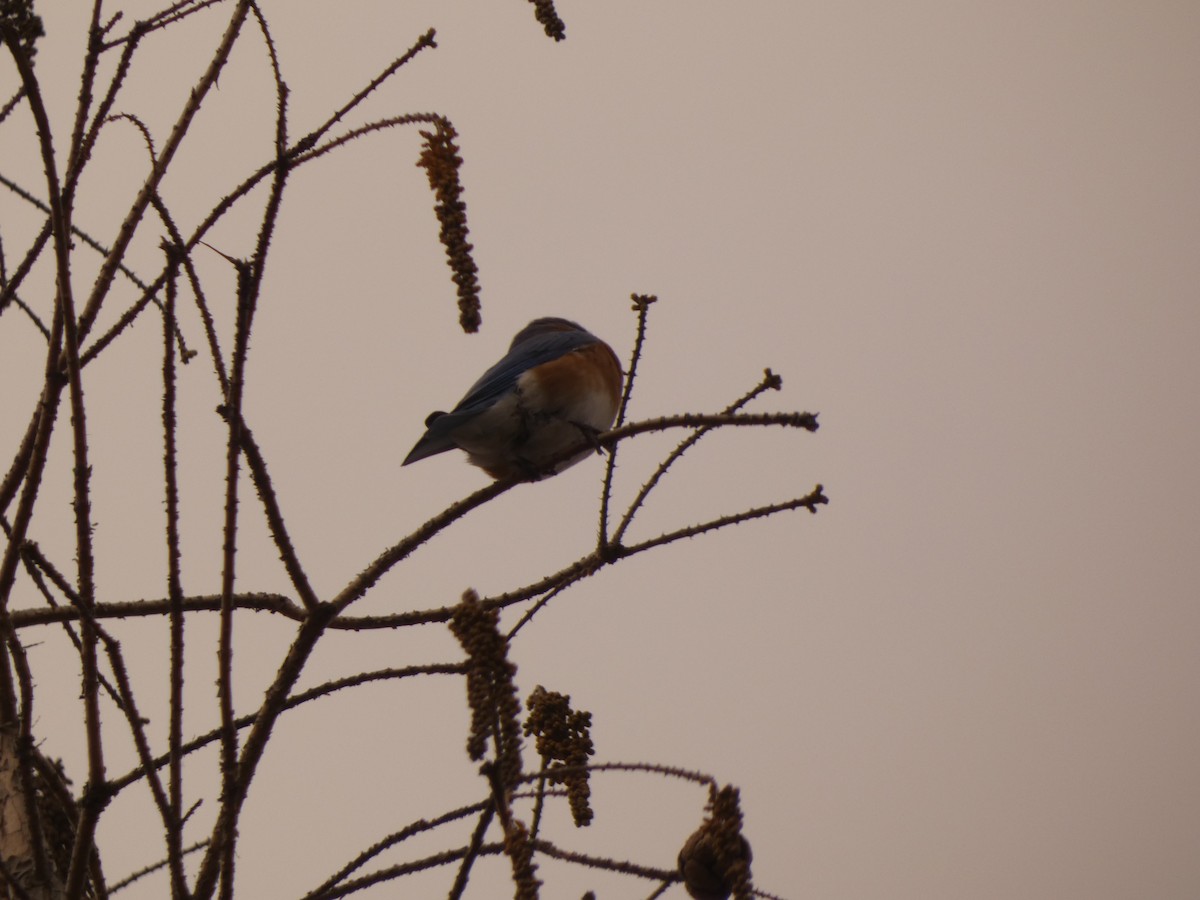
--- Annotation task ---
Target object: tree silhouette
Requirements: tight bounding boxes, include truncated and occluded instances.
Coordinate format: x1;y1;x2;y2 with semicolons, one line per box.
0;2;826;897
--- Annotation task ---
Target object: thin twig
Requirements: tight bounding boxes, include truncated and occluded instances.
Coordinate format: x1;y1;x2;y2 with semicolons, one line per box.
96;627;178;841
599;294;655;545
447;806;495;900
161;242;189;897
0;414;38;520
9;591;306;630
303;800;491;899
0;211;50;319
531;838;676;884
301;28;437;157
107;841;208;895
190;601;331;896
505;579;570;639
213;254;256;900
617;486;828;557
100;0;224;49
77;0;252;343
613;368;784;545
63;1;106;186
305;846;500;900
0;169;191;360
108;664;463;794
154;201;226;390
18;542;131;714
0;86;25;124
236;421;321;610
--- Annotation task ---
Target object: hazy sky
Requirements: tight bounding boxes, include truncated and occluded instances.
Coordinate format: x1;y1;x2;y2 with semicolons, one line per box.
2;2;1198;898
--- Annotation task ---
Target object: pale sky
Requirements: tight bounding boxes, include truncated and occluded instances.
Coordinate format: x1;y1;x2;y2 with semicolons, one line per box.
2;2;1198;898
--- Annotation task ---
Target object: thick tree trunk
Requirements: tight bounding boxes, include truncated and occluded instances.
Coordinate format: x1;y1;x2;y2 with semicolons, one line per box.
0;729;91;900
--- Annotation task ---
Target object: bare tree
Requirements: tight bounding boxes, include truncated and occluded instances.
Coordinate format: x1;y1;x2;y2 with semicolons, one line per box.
0;2;826;897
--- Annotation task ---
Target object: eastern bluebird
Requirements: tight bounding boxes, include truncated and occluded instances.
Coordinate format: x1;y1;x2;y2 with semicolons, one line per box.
402;317;624;479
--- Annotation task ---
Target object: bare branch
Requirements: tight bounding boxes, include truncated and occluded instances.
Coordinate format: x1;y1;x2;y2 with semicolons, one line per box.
109;664;463;795
613;368;787;545
0;8;821;898
600;294;656;544
77;0;253;341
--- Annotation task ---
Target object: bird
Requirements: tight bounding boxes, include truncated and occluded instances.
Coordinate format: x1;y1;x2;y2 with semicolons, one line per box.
402;317;624;479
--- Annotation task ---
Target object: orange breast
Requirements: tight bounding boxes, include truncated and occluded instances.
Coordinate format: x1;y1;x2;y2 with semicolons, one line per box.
524;342;623;428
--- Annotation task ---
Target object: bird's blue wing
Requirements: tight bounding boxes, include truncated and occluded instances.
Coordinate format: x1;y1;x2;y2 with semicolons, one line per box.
402;329;598;465
449;329;599;416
